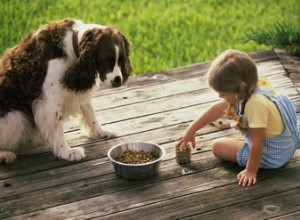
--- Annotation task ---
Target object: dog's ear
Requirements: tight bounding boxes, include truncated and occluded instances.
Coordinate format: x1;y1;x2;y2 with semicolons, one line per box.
62;29;101;93
120;34;132;83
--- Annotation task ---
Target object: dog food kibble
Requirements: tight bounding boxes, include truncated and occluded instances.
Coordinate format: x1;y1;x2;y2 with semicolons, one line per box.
116;150;157;164
176;143;191;165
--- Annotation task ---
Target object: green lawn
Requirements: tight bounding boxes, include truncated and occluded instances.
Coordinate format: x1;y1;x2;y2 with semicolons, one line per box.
1;0;299;75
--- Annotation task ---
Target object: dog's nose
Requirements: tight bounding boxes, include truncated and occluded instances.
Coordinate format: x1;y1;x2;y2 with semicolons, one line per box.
112;76;122;87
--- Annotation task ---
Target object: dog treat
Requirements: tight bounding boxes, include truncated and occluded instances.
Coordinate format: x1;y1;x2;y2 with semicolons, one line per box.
176;143;191;165
116;150;157;164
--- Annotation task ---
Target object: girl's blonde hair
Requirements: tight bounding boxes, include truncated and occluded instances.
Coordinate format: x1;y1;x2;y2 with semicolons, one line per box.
207;49;258;130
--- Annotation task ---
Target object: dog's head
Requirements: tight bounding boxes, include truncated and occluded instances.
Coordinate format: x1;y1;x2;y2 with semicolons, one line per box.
63;27;132;92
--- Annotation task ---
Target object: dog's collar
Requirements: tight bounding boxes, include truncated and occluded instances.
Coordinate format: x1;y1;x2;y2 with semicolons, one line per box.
72;30;79;58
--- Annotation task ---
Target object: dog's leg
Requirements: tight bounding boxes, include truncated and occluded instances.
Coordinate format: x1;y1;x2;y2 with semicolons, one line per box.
49;122;85;161
0;111;28;164
33;101;85;161
80;102;116;139
0;151;17;164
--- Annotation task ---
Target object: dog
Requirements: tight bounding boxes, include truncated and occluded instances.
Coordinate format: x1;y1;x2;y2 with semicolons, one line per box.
0;19;132;163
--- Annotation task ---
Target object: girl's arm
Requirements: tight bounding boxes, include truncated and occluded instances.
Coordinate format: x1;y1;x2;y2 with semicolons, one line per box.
178;100;228;148
237;127;265;187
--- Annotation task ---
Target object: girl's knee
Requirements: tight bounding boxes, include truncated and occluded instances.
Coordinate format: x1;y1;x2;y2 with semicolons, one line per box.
211;139;224;157
211;138;242;162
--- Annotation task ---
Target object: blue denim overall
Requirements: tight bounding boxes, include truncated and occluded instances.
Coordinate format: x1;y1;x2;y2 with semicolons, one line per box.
237;88;299;168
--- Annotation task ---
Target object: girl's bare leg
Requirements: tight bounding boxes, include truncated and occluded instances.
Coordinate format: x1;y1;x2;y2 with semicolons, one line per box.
212;137;244;162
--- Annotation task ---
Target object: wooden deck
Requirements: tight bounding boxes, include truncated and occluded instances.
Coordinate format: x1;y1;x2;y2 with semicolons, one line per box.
1;49;300;220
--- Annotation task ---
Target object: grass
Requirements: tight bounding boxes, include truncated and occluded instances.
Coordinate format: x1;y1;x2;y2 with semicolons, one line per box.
1;0;299;75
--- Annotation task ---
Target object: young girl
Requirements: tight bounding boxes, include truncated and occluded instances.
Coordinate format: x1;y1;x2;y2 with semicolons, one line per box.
178;49;299;187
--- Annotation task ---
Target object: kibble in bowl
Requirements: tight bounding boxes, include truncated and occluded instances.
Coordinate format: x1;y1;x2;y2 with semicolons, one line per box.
116;150;158;164
107;141;166;180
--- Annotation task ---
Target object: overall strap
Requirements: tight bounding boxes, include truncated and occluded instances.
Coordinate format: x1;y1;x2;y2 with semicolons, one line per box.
254;87;299;145
253;87;274;99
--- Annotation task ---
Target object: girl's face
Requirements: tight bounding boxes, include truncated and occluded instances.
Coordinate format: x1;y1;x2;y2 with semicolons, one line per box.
216;91;238;104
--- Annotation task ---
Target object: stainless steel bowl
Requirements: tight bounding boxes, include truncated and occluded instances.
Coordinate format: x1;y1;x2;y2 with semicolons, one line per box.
107;141;166;180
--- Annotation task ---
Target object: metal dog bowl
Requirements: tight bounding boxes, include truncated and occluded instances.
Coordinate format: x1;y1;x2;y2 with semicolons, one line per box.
107;141;166;180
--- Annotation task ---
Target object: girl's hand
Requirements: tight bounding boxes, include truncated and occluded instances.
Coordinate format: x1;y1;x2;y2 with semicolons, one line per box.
177;130;196;150
177;100;228;150
237;169;257;187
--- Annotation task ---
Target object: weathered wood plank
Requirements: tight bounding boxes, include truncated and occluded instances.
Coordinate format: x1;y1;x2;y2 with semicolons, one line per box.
0;129;239;196
61;65;294;135
84;61;287;114
271;212;300;220
15;69;297;157
122;50;279;88
185;188;300;220
1;49;300;220
1;123;299;219
2;83;298;176
6;157;300;219
275;49;300;83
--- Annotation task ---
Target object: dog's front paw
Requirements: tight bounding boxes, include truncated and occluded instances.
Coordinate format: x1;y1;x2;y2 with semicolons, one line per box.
57;146;86;161
89;128;116;139
0;151;17;164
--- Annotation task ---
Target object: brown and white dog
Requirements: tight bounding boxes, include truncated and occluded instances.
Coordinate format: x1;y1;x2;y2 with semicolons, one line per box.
0;19;131;163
